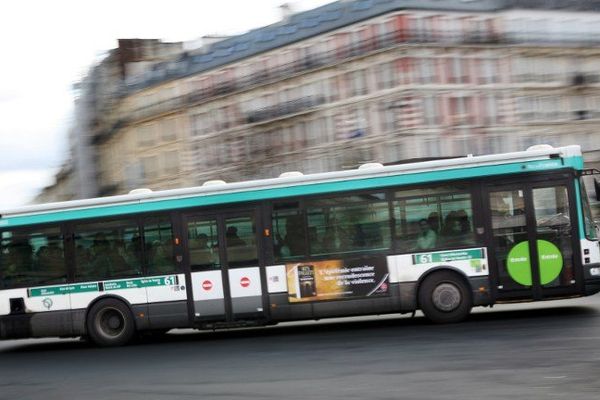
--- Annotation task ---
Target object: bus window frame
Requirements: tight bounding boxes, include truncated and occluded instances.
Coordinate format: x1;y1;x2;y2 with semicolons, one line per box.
0;222;71;290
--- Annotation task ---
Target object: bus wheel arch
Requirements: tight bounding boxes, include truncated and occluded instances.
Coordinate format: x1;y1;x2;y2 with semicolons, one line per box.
85;295;136;347
417;268;473;324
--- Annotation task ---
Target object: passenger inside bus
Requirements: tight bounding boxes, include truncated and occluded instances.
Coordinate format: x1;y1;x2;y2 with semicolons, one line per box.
416;219;437;250
276;215;305;257
440;210;472;247
149;239;174;274
190;233;217;268
2;240;34;284
226;226;246;247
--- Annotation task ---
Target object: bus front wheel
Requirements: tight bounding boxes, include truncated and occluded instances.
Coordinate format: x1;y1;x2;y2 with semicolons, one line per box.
418;271;472;324
86;298;136;347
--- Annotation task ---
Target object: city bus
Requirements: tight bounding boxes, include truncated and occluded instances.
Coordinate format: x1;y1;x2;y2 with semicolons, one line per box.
0;144;598;346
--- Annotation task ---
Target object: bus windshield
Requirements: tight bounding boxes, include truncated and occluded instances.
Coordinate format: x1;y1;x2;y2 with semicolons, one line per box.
580;179;598;240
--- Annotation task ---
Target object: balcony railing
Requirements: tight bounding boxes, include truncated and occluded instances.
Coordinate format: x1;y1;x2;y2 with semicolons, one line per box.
123;27;600;128
92;118;128;145
246;95;326;124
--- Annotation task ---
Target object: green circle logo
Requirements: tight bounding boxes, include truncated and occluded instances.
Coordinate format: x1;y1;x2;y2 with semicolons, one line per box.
507;241;532;286
537;240;563;285
506;240;563;286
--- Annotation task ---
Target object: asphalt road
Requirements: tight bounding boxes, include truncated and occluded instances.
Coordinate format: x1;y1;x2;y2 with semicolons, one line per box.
1;296;600;400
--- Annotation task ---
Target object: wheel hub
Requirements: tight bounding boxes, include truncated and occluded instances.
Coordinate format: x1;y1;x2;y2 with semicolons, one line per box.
97;308;125;337
432;283;462;312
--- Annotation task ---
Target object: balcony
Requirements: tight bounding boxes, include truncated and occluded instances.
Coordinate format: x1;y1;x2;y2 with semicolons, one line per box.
130;95;186;122
92;118;127;145
246;95;326;124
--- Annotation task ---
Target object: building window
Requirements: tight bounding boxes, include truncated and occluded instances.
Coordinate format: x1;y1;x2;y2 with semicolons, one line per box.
423;95;440;126
161;118;178;141
376;61;396;90
193;111;213;136
141;155;159;180
137;124;156;147
349;69;368;97
163;151;179;175
379;101;397;133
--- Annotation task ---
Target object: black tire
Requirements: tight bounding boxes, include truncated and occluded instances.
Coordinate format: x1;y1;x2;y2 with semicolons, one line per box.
418;271;472;324
86;298;136;347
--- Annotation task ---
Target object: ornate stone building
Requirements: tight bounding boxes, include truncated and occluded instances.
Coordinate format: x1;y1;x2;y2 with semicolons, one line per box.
42;0;600;204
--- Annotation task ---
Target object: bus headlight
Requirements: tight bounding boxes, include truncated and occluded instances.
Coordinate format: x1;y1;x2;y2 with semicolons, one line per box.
590;267;600;276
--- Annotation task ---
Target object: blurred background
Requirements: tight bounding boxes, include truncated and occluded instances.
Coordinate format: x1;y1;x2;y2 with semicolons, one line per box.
2;0;600;215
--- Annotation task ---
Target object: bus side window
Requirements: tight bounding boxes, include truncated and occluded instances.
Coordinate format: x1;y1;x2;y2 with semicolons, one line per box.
394;186;476;252
272;202;307;261
307;193;390;257
144;218;177;275
187;218;220;271
0;227;66;288
74;220;141;281
225;216;258;267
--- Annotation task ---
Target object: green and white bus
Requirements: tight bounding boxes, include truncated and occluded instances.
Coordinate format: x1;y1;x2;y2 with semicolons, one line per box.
1;144;599;346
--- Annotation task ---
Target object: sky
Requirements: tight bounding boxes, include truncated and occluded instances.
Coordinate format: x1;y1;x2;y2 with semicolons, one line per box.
0;0;333;210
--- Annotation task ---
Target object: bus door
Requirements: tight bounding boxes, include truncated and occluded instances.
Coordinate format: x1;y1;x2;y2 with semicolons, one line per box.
484;180;579;301
183;209;267;324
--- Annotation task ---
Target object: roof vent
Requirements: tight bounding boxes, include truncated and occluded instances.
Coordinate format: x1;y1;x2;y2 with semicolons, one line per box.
279;171;304;178
202;179;227;186
358;162;384;170
526;144;554;152
128;188;153;195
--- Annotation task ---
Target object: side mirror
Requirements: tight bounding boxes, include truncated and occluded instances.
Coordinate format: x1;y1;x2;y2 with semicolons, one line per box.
596;178;600;202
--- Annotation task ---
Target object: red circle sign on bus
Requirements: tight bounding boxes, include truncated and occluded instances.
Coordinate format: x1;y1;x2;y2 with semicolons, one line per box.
240;277;251;288
202;280;213;291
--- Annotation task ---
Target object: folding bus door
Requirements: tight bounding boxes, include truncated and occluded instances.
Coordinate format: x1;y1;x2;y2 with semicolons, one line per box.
484;179;579;301
183;209;267;324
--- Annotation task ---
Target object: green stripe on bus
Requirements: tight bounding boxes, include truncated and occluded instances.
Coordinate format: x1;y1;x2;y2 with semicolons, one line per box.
103;276;177;290
3;157;579;228
29;283;99;297
27;276;177;297
412;249;484;265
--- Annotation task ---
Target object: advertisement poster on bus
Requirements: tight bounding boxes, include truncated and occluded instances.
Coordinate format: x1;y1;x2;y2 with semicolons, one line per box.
286;256;389;303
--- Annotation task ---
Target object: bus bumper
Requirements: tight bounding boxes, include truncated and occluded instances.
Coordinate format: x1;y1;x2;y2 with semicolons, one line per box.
583;263;600;296
0;314;31;340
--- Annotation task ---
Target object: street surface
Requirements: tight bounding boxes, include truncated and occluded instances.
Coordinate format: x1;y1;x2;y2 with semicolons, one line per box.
1;296;600;400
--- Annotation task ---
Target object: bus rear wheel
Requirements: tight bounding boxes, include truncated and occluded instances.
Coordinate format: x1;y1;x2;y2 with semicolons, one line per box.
86;298;135;347
418;271;472;324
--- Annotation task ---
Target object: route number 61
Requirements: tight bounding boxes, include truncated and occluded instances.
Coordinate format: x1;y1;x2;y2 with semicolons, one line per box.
418;254;433;264
163;276;176;286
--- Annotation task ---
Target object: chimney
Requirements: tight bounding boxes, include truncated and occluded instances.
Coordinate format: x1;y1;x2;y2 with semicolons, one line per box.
279;3;295;21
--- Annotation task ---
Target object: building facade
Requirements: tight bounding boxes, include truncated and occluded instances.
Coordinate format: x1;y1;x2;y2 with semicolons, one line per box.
45;0;600;202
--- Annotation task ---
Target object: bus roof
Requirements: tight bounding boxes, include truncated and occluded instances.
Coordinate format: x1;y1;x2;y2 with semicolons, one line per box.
0;144;583;228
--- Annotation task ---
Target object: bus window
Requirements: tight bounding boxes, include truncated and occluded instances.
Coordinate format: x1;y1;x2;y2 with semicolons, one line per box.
225;216;258;267
307;193;390;256
533;186;573;287
394;186;476;252
273;202;306;261
187;218;220;271
0;227;66;288
145;218;177;275
581;180;598;240
74;220;141;281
